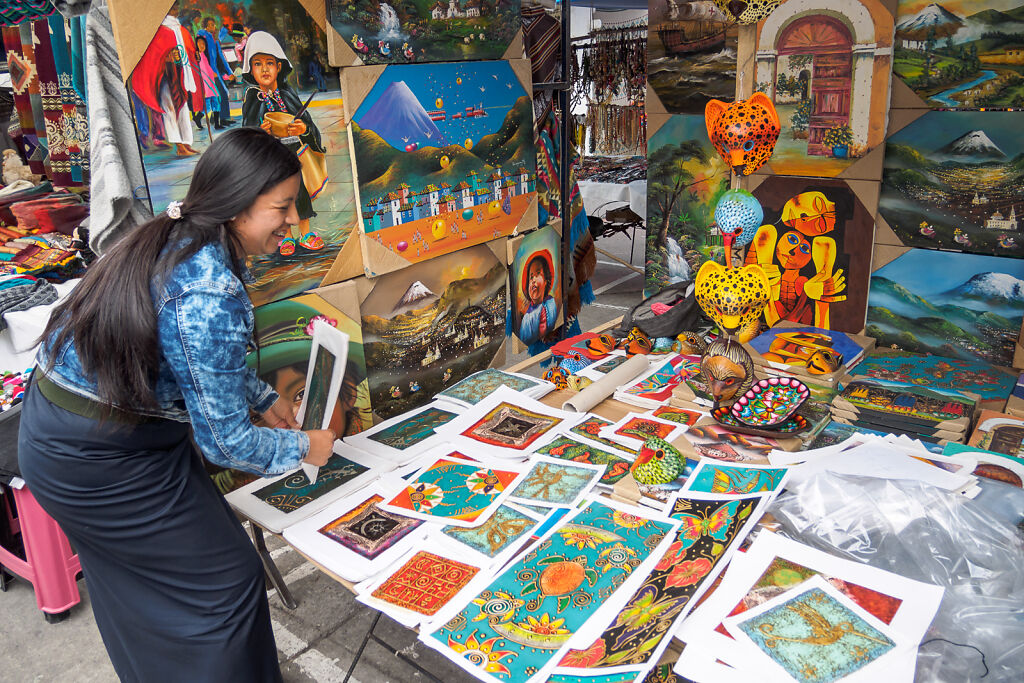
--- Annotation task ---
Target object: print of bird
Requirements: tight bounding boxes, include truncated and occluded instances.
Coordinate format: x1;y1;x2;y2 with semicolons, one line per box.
629;437;685;485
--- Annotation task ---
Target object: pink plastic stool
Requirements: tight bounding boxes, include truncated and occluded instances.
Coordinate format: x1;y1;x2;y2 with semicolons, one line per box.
0;484;81;622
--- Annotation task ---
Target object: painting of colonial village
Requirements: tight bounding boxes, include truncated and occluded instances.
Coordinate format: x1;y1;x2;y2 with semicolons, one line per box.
880;111;1024;257
866;249;1024;367
645;114;729;295
127;0;353;307
754;0;894;176
350;60;536;265
894;0;1024;108
360;244;506;418
648;0;739;114
327;0;521;65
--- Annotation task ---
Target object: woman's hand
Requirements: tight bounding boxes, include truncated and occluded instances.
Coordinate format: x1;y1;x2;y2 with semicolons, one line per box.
303;429;336;466
261;397;299;429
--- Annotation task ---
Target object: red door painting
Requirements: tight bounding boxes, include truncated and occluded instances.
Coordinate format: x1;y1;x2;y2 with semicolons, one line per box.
777;16;853;156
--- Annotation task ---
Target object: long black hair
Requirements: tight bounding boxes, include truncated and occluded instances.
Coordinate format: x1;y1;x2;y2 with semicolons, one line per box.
42;127;301;413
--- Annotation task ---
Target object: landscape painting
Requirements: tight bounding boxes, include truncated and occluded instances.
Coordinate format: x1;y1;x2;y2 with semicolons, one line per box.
894;0;1024;109
360;244;506;418
754;0;894;176
880;111;1024;257
349;60;536;266
645;114;729;295
648;0;739;114
866;249;1024;366
126;0;355;307
745;178;876;334
327;0;521;65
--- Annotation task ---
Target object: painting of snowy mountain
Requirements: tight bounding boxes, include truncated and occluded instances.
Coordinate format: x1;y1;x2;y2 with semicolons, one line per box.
880;111;1024;257
894;0;1024;108
866;249;1024;366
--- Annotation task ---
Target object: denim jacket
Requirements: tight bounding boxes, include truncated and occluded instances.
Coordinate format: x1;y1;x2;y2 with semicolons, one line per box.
38;240;309;476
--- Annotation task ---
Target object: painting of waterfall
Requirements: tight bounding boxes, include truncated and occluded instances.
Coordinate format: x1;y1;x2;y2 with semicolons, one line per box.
327;0;521;65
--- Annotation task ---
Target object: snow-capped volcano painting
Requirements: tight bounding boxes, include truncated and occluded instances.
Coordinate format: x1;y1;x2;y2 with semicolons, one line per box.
880;111;1024;257
866;249;1024;366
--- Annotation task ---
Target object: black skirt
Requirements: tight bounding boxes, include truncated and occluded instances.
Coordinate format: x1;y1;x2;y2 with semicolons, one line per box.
17;382;282;683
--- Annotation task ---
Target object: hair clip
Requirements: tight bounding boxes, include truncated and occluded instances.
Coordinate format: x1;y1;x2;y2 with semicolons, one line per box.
166;201;183;220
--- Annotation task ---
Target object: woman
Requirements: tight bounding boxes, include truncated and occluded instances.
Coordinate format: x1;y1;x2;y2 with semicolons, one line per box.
18;127;336;682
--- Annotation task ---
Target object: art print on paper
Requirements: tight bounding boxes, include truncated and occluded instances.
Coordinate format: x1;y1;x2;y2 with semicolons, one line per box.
464;402;562;450
367;406;458;450
866;249;1024;367
371;551;479;616
534;436;632;485
880;111;1024;258
733;585;896;683
651;405;702;427
319;493;422;559
614;417;677;443
753;0;894;177
301;345;336;430
513;225;562;345
645;114;729;295
442;505;537;558
648;1;739;114
560;497;760;670
350;60;536;265
438;368;543;406
252;455;369;512
745;179;874;334
361;246;506;418
684;425;778;464
387;457;520;524
621;358;699;404
854;351;1017;402
893;0;1024;109
126;1;353;306
510;460;600;507
571;416;638;456
591;356;628;375
686;463;787;494
427;501;674;682
327;0;521;66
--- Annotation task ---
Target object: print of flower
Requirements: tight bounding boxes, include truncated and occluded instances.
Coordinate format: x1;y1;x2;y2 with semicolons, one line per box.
516;613;570;636
406;482;443;511
654;541;687;572
558;639;606;667
466;468;504;495
559;530;599;550
304;314;336;335
664;558;712;589
446;629;517;676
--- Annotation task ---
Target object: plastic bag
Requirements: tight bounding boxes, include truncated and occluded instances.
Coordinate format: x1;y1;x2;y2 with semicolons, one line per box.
766;472;1024;682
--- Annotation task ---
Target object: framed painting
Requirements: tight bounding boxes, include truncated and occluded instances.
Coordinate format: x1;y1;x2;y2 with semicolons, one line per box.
326;0;522;66
645;113;729;296
360;243;508;419
225;448;385;533
753;0;895;178
865;248;1024;367
511;225;562;346
380;448;526;527
343;59;537;275
879;111;1024;258
967;409;1024;458
744;177;876;335
282;475;428;583
118;0;359;306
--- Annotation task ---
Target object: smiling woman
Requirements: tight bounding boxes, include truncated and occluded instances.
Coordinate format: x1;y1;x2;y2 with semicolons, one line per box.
17;127;337;682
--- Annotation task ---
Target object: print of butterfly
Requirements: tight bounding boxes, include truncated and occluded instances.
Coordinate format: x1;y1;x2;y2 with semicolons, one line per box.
675;502;737;543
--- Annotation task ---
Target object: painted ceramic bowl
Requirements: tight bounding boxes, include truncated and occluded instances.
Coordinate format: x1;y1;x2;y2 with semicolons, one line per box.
730;377;810;427
712;406;809;437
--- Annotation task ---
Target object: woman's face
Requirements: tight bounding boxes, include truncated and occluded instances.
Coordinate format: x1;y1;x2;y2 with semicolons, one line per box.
232;174;300;255
250;53;280;89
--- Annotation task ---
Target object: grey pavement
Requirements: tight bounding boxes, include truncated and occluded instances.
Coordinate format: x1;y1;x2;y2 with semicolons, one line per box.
0;225;646;682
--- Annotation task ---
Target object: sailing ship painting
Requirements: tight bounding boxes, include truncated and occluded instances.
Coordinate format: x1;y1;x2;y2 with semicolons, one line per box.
649;0;738;114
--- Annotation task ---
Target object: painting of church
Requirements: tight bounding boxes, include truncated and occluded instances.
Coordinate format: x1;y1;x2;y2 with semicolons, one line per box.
754;0;895;176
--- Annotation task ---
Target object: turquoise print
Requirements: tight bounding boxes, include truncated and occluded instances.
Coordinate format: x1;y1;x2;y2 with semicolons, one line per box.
368;406;458;450
438;369;542;405
427;501;674;682
510;461;599;506
442;505;538;559
737;586;895;683
687;464;787;495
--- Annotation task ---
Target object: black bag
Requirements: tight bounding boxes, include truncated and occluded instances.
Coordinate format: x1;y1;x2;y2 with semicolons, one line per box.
613;281;702;339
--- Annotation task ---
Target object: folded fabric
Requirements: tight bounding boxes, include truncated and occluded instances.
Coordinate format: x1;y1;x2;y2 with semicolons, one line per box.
0;278;56;331
5;278;76;351
11;194;88;234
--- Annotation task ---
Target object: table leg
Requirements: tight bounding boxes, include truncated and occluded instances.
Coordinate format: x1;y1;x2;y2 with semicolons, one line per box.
249;523;298;610
343;611;444;683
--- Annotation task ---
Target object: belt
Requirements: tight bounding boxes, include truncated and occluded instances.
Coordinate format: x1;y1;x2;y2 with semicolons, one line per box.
34;371;151;424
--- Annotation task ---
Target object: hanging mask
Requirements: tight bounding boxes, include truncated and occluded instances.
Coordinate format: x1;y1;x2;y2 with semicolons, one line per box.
695;261;770;337
705;93;780;176
710;0;780;25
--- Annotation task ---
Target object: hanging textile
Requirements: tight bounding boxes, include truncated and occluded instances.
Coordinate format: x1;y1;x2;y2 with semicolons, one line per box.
522;4;561;85
0;0;54;26
3;24;43;174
